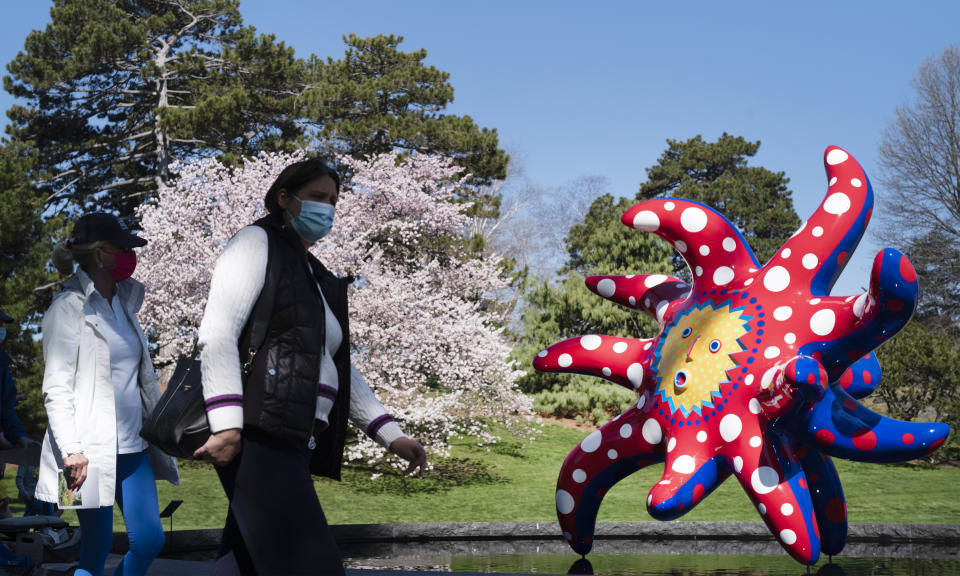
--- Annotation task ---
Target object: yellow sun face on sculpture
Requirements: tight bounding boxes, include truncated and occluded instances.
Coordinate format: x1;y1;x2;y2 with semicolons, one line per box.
653;301;751;417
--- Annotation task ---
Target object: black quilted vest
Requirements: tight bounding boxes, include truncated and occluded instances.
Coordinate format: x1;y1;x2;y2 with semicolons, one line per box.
242;213;352;480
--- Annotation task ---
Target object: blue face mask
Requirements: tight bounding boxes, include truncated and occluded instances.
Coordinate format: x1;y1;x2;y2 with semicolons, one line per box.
289;197;335;244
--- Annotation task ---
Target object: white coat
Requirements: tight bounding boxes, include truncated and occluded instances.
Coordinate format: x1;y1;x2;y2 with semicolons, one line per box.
36;268;179;506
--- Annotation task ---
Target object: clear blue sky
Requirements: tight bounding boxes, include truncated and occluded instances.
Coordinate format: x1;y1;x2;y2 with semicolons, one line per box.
2;1;958;295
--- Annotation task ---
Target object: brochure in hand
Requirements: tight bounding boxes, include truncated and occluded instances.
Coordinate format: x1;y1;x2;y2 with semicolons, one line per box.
58;466;99;509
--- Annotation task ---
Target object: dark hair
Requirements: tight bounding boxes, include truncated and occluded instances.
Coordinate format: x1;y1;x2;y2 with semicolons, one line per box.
264;158;341;214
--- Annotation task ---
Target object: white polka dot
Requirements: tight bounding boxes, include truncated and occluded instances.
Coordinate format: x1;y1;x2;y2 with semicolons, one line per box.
826;149;849;165
644;298;651;308
697;431;707;443
537;350;548;357
564;531;573;541
802;254;818;270
780;529;797;545
720;414;743;442
809;298;821;305
626;274;635;279
761;367;779;390
763;266;791;292
723;237;736;252
558;354;573;368
620;423;633;438
744;278;754;286
675;240;687;253
781;248;792;258
751;466;779;494
556;489;575;514
850;178;862;188
784;333;796;345
607;449;618;459
672;454;696;474
597;278;616;297
659;480;671;485
744;374;755;386
644;274;667;288
637;394;646;410
602;367;612;377
824;193;851;215
580;335;602;350
643;342;652;351
647;495;652;506
764;346;780;359
853;293;869;318
749;436;763;448
773;306;793;321
829;176;838;186
749;398;762;414
759;503;767;515
713;266;735;286
812;226;824;237
664;201;676;211
572;469;587;483
781;503;794;516
810;309;836;336
667;437;676;452
627;363;644;389
628;296;636;306
656;300;669;322
632;210;660;231
642;419;662;445
733;456;743;473
681;207;708;232
695;266;703;277
613;342;628;354
581;430;602;453
699;244;710;256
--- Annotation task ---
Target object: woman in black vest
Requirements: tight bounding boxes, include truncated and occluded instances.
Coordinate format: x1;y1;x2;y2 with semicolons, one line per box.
194;158;427;575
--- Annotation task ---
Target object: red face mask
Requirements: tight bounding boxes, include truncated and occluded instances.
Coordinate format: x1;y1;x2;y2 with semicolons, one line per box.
108;251;138;283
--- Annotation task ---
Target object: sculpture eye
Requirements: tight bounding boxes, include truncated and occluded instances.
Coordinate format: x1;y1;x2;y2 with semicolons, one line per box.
681;327;692;338
709;339;722;353
675;370;688;388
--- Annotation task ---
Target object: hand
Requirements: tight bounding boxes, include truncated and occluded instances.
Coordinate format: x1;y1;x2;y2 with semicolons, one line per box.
389;436;427;477
63;453;88;490
193;428;242;466
15;436;36;448
0;432;12;450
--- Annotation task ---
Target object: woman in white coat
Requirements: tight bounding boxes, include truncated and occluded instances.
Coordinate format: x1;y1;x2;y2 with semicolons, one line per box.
37;213;178;576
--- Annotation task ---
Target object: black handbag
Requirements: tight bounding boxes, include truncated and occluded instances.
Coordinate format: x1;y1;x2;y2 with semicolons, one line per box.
141;231;277;459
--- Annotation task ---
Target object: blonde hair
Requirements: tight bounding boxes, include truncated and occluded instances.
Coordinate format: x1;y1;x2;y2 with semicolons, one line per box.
52;240;107;276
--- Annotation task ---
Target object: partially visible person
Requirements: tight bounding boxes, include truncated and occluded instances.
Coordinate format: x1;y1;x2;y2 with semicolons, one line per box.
0;308;30;452
17;464;56;516
35;213;179;576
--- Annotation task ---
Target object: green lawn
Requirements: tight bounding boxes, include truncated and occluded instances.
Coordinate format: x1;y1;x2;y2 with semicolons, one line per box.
2;421;958;530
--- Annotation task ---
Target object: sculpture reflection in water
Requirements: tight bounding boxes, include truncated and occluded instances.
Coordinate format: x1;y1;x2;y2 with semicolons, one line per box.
535;146;951;565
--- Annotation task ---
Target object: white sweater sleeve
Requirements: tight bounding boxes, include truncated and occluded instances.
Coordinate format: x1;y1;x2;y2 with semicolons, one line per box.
198;226;268;433
40;294;84;458
348;364;405;449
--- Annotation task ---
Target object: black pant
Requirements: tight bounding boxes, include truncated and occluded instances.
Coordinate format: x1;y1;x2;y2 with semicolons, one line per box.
213;428;345;576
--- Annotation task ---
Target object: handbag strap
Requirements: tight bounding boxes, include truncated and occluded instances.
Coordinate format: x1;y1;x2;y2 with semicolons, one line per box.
238;223;278;375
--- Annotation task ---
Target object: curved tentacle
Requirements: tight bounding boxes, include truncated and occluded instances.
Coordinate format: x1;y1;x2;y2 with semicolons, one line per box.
585;274;690;325
835;353;881;400
621;199;760;295
721;419;821;564
803;384;950;463
796;445;848;556
777;145;874;296
533;335;656;391
646;425;732;520
557;405;664;554
798;249;918;380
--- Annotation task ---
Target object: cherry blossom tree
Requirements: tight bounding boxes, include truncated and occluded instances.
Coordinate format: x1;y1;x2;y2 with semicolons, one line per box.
136;151;535;464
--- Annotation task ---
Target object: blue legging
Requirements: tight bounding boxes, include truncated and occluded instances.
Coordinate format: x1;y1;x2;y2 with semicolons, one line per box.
76;451;165;576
